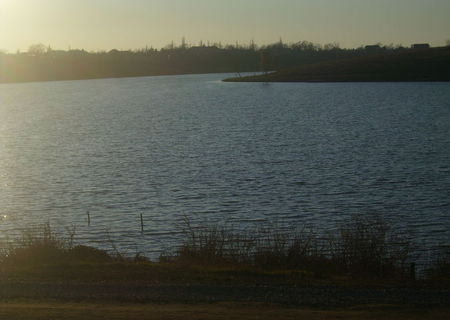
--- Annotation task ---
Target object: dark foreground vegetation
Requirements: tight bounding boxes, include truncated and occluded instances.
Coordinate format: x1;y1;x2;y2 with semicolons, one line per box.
1;302;449;320
225;46;450;82
0;215;449;318
1;215;448;286
0;40;433;83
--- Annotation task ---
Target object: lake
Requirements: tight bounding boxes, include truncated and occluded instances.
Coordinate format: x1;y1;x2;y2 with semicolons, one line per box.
0;73;449;256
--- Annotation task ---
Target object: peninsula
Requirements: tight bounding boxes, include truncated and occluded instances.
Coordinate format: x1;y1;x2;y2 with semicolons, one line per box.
224;47;450;82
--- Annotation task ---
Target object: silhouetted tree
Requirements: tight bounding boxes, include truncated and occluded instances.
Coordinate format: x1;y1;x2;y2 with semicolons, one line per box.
0;39;426;83
260;51;276;74
28;43;47;55
324;42;340;50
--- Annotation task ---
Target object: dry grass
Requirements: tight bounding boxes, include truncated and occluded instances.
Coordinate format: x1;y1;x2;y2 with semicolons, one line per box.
168;214;413;280
0;216;447;285
426;248;450;281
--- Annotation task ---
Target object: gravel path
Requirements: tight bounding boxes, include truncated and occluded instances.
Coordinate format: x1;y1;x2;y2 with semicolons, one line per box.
0;282;449;307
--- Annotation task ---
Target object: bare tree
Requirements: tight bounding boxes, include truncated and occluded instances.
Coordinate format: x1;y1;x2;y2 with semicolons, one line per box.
28;43;47;55
324;42;340;50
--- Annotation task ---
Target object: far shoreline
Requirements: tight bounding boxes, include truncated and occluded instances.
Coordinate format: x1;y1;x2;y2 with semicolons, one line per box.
223;78;450;83
224;47;450;83
0;70;247;86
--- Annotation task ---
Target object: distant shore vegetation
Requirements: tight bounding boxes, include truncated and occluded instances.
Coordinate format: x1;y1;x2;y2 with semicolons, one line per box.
224;46;450;82
0;39;438;83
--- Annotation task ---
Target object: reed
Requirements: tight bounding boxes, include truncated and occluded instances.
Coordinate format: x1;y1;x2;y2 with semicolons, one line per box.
0;215;447;282
168;214;413;279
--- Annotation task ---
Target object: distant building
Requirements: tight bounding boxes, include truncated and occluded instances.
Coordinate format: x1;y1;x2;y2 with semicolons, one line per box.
411;43;430;49
365;45;381;50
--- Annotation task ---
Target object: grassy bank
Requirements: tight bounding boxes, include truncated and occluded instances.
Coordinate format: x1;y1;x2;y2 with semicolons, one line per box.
1;215;448;286
0;217;449;315
224;47;450;82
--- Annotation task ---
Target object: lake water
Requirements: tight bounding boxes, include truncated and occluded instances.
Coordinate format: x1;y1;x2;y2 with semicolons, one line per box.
0;73;449;256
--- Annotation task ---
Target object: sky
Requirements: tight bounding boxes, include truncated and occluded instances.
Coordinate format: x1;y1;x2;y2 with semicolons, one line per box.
1;0;449;52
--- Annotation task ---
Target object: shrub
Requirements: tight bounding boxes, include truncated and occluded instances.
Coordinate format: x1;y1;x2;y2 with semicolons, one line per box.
0;223;113;267
331;214;410;277
426;248;450;280
171;215;411;279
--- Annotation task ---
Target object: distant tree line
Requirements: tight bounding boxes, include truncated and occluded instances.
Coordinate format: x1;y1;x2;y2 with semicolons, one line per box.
0;39;422;83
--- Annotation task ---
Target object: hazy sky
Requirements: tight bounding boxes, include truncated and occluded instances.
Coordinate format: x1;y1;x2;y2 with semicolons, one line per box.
1;0;449;52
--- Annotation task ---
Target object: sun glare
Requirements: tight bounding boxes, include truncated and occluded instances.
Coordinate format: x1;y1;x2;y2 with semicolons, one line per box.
0;0;12;8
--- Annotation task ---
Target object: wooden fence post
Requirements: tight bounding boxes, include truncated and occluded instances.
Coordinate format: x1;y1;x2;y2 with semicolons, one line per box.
410;262;416;281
